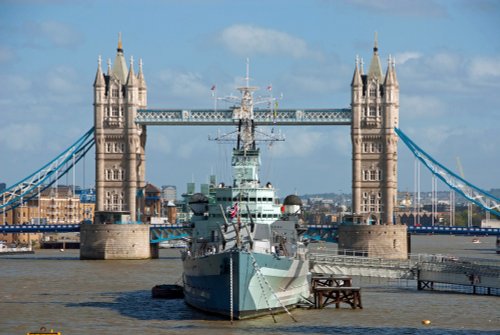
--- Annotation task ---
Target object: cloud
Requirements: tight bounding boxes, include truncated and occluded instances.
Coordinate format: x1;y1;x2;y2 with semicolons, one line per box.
394;52;422;65
397;51;500;94
46;65;80;94
38;21;83;48
270;129;324;158
346;0;447;17
0;74;32;94
149;133;172;155
156;69;209;99
0;46;15;63
468;56;500;80
400;94;445;119
22;20;83;49
217;24;322;59
0;123;44;151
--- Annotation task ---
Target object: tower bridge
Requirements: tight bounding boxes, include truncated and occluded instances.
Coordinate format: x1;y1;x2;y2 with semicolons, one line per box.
82;34;403;260
2;35;499;260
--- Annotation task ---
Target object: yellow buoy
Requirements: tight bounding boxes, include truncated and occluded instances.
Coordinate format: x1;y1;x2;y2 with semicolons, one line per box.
422;320;431;325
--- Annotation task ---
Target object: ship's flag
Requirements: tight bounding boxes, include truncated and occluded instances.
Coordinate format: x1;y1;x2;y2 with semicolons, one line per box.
267;84;272;91
228;202;239;219
211;84;216;97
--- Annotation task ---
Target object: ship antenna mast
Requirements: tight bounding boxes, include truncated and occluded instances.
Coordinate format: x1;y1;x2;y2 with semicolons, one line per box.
245;58;250;88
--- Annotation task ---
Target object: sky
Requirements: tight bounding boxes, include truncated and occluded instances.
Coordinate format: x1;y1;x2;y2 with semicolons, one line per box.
0;0;499;198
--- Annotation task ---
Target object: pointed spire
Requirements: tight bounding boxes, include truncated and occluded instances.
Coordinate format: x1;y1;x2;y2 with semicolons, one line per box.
384;54;394;86
107;58;112;75
126;56;138;87
391;56;398;85
117;32;123;52
94;55;105;87
367;32;383;82
137;58;146;89
351;55;362;87
384;54;399;87
112;33;128;83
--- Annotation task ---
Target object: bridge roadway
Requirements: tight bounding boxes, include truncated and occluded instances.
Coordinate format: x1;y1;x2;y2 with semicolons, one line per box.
135;108;352;126
1;224;499;237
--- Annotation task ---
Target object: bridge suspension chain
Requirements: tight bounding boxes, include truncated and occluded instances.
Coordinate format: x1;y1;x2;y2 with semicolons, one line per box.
0;127;95;214
395;127;500;217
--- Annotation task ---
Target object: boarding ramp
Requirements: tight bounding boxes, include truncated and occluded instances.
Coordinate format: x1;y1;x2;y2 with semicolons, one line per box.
309;249;500;295
309;250;416;279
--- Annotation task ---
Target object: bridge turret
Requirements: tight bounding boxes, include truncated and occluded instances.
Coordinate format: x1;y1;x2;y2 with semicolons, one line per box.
343;34;407;259
84;35;151;260
350;34;399;226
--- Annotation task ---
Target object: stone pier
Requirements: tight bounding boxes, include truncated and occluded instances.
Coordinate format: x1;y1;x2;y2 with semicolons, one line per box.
80;223;151;260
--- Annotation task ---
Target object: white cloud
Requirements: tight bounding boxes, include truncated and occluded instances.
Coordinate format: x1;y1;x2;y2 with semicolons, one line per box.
270;129;324;158
346;0;447;17
394;52;422;65
397;51;500;94
34;21;83;48
217;24;322;59
0;46;15;63
157;69;209;98
468;56;500;80
0;74;32;93
400;94;445;119
46;66;79;94
149;133;172;155
0;123;44;151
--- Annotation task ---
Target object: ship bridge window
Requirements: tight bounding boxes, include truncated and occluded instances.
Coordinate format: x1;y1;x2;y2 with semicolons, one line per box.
249;197;256;202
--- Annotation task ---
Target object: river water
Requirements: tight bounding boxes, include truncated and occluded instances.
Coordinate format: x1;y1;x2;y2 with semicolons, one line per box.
0;235;498;334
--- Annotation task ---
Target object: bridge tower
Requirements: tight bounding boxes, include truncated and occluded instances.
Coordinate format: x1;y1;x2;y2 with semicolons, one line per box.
339;35;408;259
80;35;151;260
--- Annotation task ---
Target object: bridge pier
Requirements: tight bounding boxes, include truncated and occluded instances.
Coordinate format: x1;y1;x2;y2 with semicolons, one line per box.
337;224;408;260
80;223;152;260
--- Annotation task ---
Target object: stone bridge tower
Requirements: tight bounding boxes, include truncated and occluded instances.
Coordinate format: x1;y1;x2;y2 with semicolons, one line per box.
339;36;407;259
80;36;151;260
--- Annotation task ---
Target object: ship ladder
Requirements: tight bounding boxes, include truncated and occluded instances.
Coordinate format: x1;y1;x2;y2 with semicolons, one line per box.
248;252;298;323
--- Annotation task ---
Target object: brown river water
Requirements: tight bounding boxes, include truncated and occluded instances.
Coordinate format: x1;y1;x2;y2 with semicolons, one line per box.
0;235;498;335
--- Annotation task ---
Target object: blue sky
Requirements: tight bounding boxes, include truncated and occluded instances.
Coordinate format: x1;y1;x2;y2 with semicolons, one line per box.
0;0;499;197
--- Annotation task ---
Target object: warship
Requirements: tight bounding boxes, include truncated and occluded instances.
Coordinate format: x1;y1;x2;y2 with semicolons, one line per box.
181;72;310;320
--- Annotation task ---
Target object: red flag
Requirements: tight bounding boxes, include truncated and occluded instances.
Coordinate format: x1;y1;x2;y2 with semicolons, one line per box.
229;203;238;219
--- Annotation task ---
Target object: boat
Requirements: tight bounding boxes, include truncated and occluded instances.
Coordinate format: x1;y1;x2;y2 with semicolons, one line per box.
0;241;34;255
181;74;310;320
159;240;188;249
151;284;184;299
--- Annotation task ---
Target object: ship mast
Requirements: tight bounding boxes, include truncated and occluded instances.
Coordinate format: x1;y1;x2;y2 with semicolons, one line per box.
236;59;257;152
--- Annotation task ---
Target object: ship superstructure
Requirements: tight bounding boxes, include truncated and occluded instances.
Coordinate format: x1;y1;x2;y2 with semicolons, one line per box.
181;70;310;320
